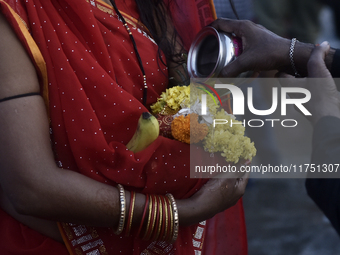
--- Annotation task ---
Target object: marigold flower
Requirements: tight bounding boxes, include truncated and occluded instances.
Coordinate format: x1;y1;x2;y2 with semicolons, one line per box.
150;85;190;114
171;113;208;144
151;84;257;163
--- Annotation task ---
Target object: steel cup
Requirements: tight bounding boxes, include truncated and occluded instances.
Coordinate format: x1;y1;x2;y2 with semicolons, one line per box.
187;27;242;78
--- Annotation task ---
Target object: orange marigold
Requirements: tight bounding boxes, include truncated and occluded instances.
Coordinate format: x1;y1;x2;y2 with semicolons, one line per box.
171;113;208;144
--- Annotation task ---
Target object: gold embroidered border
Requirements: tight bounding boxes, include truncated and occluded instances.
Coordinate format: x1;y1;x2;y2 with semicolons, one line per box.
208;0;217;20
97;4;114;16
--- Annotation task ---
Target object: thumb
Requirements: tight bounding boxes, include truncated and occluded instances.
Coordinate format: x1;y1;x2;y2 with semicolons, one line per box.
307;41;331;78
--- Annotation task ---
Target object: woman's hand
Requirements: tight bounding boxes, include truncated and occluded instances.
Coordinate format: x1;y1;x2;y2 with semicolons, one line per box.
194;172;249;215
177;162;249;226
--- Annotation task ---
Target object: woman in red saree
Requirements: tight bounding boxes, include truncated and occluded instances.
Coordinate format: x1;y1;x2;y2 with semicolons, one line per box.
0;0;248;254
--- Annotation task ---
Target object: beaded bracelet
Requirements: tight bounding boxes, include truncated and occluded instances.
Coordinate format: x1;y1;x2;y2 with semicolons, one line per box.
166;193;179;243
114;184;126;235
289;38;301;77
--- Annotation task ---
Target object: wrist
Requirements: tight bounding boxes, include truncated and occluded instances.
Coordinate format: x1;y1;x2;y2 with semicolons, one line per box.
292;41;315;76
277;40;315;76
177;195;216;227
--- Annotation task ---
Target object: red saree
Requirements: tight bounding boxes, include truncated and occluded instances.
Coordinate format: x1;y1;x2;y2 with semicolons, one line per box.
0;0;247;254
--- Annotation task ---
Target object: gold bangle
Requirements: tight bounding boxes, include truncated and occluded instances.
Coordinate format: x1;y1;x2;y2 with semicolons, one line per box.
125;191;136;236
146;195;158;241
166;193;179;243
142;194;154;240
151;196;163;241
166;196;174;242
162;196;169;241
114;184;126;235
156;196;163;240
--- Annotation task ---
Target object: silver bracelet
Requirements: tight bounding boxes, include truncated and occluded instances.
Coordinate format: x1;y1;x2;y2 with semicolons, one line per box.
114;184;126;235
166;193;179;243
289;38;301;77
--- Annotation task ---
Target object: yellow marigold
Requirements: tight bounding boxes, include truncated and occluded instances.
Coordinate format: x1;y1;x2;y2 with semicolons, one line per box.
150;85;190;114
203;108;257;163
151;84;257;163
150;100;166;114
171;113;208;144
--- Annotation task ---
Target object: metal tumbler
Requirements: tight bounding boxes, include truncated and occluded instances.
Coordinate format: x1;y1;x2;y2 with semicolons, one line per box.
187;27;242;78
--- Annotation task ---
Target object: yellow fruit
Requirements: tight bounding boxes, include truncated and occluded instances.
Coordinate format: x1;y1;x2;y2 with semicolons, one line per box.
126;112;160;153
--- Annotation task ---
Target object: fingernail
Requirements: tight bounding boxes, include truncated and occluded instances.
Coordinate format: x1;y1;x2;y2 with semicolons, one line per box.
320;41;329;47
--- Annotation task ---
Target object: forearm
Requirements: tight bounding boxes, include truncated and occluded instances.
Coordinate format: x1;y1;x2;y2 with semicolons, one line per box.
22;168;134;227
177;196;212;226
0;97;145;229
14;167;215;232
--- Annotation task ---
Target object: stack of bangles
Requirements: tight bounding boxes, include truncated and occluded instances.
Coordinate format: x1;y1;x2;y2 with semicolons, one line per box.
114;184;179;243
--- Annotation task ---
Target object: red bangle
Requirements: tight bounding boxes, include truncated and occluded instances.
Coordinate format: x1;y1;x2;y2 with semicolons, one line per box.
142;195;154;240
136;194;149;238
125;191;135;236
